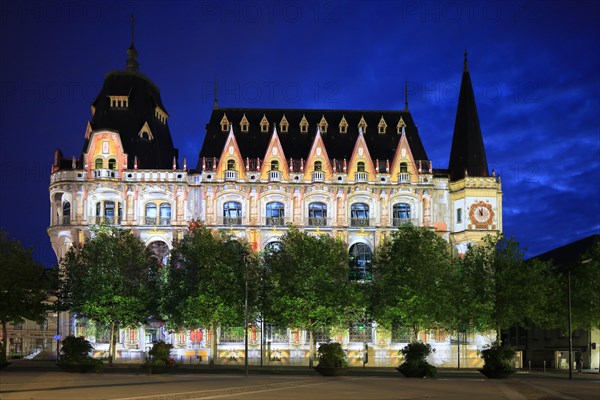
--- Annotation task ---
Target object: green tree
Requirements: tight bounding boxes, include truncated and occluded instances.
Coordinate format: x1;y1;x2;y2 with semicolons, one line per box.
59;226;161;364
262;227;361;368
163;222;257;366
369;225;453;339
461;234;554;340
0;229;51;360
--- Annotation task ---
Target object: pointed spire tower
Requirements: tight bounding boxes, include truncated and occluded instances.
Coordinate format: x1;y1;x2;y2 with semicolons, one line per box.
126;15;140;72
448;51;488;181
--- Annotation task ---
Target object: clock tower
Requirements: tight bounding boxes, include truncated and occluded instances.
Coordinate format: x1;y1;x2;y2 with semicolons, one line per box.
448;53;502;255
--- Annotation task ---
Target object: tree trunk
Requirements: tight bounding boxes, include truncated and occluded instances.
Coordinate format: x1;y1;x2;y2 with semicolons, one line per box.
210;322;217;367
308;329;314;368
1;321;8;360
411;324;419;342
108;322;116;366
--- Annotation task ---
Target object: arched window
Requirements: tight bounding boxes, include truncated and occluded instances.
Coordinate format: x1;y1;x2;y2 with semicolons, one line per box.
400;162;408;173
223;201;242;225
159;203;171;225
393;203;411;226
227;159;236;171
266;201;284;226
357;162;365;172
314;161;322;171
94;158;103;170
349;243;372;281
350;203;369;226
270;160;279;171
145;203;157;225
308;202;327;226
108;158;117;170
264;241;282;254
62;202;71;225
96;200;121;225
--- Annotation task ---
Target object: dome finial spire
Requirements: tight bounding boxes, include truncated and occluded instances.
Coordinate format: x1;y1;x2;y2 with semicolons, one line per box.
464;49;469;72
126;15;140;71
404;80;409;111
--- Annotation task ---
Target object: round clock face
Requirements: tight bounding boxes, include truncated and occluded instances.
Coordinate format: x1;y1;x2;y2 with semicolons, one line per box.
469;201;494;227
473;206;491;223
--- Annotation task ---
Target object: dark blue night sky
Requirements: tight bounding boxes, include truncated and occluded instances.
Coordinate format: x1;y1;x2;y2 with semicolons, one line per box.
1;1;599;266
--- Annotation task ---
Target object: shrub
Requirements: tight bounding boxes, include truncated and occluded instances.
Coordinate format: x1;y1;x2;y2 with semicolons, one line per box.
317;342;347;368
59;336;103;372
147;341;175;366
398;341;437;378
480;342;516;372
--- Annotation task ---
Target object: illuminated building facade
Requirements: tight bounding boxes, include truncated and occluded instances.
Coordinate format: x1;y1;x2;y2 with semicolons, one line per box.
47;38;502;366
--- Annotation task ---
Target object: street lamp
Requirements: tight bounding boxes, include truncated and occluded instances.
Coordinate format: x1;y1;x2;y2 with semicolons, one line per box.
242;249;249;377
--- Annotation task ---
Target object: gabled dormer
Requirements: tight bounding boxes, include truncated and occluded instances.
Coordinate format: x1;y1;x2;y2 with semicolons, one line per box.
390;128;418;183
304;128;333;182
358;115;368;134
319;115;328;133
240;114;250;132
216;125;245;181
378;116;387;134
154;106;168;124
347;128;376;183
137;121;154;140
260;114;270;133
84;130;127;179
279;114;289;133
299;114;309;133
260;126;289;182
339;115;348;134
220;113;230;132
396;116;406;134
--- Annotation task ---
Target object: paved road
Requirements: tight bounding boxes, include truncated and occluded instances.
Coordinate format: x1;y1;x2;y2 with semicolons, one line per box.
1;369;598;400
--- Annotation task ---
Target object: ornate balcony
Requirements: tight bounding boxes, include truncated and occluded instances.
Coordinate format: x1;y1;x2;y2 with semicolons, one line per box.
93;169;119;179
355;172;368;182
398;173;410;183
224;170;238;181
265;216;285;226
392;217;415;227
312;171;324;182
269;170;281;182
350;217;370;227
307;217;327;227
222;216;243;226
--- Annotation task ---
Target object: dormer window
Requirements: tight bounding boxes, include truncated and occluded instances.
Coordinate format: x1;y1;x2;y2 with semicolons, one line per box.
94;158;103;169
400;162;408;173
260;114;269;133
280;114;289;133
154;106;168;124
270;160;279;171
138;122;154;141
397;116;406;134
358;116;368;133
227;159;236;170
378;116;387;134
314;161;322;171
300;114;309;133
339;115;348;134
319;115;328;133
220;113;230;131
357;161;365;172
109;95;129;109
240;114;249;132
140;131;150;140
108;158;117;170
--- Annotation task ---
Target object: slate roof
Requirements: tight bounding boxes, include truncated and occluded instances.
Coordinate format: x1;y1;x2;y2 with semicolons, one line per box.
448;54;489;181
82;70;178;170
197;108;429;170
532;234;599;270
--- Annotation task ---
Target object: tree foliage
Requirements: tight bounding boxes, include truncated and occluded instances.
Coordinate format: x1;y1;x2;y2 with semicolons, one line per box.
59;226;161;362
163;222;257;365
369;225;453;337
461;234;555;338
0;229;51;360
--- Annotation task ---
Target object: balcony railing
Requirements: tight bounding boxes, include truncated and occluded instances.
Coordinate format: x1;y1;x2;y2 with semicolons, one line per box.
355;172;368;182
93;169;119;179
392;217;414;227
61;215;71;225
307;217;327;227
224;170;238;181
265;216;285;226
144;217;171;226
90;216;122;225
398;173;410;183
222;216;243;226
312;171;324;182
350;217;370;227
269;170;281;182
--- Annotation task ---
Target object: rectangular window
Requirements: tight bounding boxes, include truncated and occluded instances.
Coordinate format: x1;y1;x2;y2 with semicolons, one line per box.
457;208;462;224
